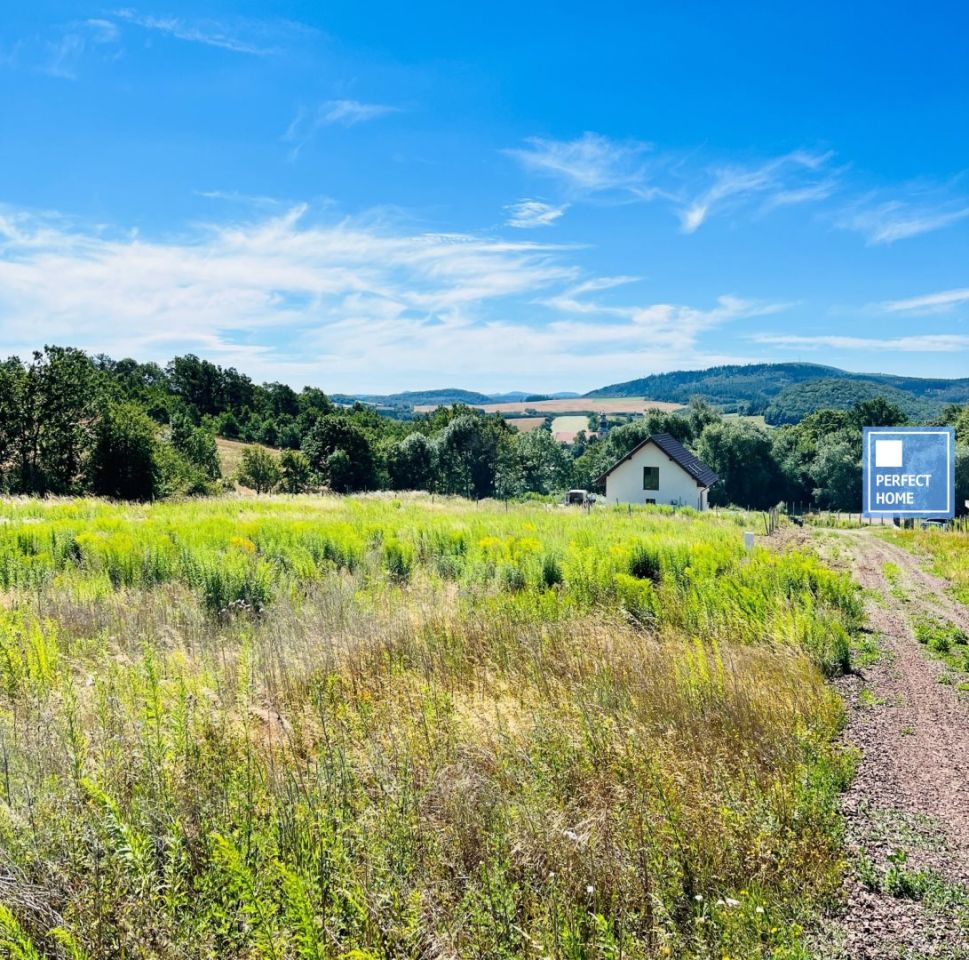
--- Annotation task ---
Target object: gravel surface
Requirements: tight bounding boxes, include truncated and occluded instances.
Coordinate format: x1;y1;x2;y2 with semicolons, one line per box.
813;529;969;959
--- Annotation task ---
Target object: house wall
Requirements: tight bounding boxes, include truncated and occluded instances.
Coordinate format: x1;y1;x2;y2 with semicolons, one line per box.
604;442;708;510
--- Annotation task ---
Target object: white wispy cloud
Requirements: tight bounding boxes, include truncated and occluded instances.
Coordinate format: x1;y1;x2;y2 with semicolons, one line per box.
504;199;569;228
678;150;834;233
754;333;969;352
505;132;658;197
284;100;399;159
0;205;765;391
318;99;399;126
85;19;121;44
837;189;969;245
112;9;307;56
881;287;969;314
506;134;836;232
38;18;122;79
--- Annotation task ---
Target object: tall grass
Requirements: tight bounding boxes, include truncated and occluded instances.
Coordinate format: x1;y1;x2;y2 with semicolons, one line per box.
0;495;861;958
888;526;969;606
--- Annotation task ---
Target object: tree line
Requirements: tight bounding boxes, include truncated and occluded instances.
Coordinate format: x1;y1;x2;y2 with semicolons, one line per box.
1;346;967;511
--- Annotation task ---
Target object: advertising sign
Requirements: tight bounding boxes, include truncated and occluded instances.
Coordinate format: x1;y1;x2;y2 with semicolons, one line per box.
862;427;955;519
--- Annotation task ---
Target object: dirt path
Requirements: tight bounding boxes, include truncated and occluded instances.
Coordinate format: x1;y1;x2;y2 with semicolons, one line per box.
814;529;969;959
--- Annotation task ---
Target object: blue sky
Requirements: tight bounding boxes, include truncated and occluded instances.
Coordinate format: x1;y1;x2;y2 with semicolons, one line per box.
1;1;968;393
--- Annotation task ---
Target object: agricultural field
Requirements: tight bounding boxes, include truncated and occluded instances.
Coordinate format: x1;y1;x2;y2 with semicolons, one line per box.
506;416;545;433
504;415;594;436
414;397;683;416
550;414;591;435
0;495;864;958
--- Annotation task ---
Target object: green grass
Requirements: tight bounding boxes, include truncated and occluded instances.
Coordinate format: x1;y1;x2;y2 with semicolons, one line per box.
913;617;969;677
856;848;969;920
886;528;969;606
0;493;864;958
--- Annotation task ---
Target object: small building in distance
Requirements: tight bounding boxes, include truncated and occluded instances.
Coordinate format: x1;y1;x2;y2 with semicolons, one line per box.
595;432;718;510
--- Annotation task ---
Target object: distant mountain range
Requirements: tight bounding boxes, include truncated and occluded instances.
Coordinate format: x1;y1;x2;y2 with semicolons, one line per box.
587;362;969;423
332;388;581;407
333;363;969;424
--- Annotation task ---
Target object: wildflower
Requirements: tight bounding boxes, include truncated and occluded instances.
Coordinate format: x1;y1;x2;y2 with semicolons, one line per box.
755;906;764;914
586;884;594;894
725;897;740;908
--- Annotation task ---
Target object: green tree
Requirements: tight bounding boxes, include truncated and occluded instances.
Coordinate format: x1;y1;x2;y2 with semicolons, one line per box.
849;398;908;429
170;414;221;480
0;347;101;494
325;449;354;493
237;447;280;493
809;436;861;511
434;413;510;498
89;402;159;500
686;396;719;438
942;404;969;444
510;428;571;495
956;444;968;516
387;433;434;490
696;420;784;509
302;416;375;492
279;449;312;493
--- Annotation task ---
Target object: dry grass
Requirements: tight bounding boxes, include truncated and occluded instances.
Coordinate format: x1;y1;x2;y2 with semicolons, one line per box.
216;437;278;478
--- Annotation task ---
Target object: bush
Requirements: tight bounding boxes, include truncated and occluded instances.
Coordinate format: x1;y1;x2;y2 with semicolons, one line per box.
383;538;414;581
628;543;663;583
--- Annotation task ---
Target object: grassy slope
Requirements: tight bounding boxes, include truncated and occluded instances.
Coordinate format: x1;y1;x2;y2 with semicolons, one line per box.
0;496;862;958
216;437;278;478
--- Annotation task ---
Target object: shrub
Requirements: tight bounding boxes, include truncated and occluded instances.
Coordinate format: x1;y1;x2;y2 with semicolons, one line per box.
628;543;663;582
383;538;414;581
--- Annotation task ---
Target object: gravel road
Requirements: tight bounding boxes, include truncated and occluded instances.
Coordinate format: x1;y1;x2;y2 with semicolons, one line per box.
814;529;969;959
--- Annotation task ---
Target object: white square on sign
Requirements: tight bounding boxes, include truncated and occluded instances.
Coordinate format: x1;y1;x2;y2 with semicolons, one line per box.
875;439;903;468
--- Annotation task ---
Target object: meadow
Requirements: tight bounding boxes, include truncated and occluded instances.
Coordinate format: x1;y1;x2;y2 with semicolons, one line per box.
0;495;863;959
889;526;969;606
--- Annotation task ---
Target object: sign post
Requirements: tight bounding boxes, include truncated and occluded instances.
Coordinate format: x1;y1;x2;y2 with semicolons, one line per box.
863;427;955;520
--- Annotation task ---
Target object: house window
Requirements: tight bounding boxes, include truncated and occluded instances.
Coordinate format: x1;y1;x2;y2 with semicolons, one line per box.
643;466;659;491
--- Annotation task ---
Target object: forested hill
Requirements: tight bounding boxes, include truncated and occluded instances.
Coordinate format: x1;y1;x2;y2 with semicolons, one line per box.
331;388;494;407
588;362;969;418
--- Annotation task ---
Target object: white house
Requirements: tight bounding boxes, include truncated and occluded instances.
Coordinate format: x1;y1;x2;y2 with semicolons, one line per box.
596;432;718;510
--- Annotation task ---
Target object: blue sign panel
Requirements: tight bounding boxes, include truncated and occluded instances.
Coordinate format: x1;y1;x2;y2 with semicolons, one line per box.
863;427;955;519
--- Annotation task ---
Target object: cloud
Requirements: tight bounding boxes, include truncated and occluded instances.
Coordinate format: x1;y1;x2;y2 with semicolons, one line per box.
0;205;769;392
111;9;308;56
678;150;834;233
836;188;969;244
504;199;569;228
38;19;123;79
284;100;399;158
505;133;658;197
319;99;399;126
754;333;969;352
84;19;121;44
507;134;835;232
881;288;969;314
